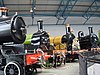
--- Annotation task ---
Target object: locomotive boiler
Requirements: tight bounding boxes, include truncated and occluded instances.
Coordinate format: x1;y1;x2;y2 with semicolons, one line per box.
78;27;98;50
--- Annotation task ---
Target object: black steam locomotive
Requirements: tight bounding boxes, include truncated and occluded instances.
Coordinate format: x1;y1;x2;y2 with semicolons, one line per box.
78;27;98;50
0;13;27;75
31;20;50;50
24;19;50;52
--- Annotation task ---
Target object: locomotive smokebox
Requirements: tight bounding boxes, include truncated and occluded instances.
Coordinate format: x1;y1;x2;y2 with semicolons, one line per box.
0;15;26;44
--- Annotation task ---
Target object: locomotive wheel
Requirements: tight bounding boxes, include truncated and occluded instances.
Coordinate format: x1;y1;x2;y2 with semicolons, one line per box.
90;34;98;47
64;57;66;65
57;56;63;66
57;53;66;66
53;54;57;68
53;53;66;67
25;66;34;75
63;54;66;65
4;62;23;75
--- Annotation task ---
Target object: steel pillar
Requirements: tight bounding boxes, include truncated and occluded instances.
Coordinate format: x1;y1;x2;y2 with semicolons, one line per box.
0;0;5;7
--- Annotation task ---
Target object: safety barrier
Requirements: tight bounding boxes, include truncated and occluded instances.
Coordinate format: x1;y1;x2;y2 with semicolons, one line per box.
79;49;100;75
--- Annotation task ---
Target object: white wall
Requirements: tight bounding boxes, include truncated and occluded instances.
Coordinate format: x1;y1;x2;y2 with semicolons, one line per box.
23;17;100;37
88;63;100;75
23;17;100;25
26;25;100;37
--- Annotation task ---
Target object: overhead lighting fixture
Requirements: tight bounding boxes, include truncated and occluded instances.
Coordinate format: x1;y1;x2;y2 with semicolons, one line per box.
30;8;33;13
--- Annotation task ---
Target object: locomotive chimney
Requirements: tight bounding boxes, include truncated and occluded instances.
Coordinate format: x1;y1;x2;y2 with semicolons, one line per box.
37;19;43;31
0;7;8;18
65;24;71;34
88;26;93;34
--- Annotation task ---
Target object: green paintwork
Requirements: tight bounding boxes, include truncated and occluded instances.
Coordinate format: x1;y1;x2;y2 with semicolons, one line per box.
98;30;100;45
24;34;32;44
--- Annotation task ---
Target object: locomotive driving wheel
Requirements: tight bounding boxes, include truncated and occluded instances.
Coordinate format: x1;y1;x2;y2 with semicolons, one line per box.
53;53;64;67
4;61;23;75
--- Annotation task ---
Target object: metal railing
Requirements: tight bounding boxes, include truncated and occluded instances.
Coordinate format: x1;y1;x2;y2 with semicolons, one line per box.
79;49;100;75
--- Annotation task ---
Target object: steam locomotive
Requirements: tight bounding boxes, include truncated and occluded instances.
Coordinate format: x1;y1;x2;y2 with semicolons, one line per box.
78;27;98;50
24;19;50;49
24;19;52;68
49;24;77;63
0;13;27;75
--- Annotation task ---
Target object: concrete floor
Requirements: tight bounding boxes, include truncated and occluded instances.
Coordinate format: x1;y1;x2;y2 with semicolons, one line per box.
36;62;79;75
0;62;79;75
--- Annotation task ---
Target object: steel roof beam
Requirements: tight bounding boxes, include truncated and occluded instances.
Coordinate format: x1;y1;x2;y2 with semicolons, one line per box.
56;0;78;25
8;13;100;17
4;4;100;7
83;0;99;24
0;0;5;7
56;0;70;24
29;0;36;26
9;9;100;13
56;0;65;25
62;0;78;24
74;0;98;1
31;0;36;18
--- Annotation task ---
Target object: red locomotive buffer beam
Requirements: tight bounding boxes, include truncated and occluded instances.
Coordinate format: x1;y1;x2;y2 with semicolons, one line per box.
26;54;41;65
26;53;51;65
44;53;51;60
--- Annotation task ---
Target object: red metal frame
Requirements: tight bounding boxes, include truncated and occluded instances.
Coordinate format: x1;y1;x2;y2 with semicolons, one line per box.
26;52;51;65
